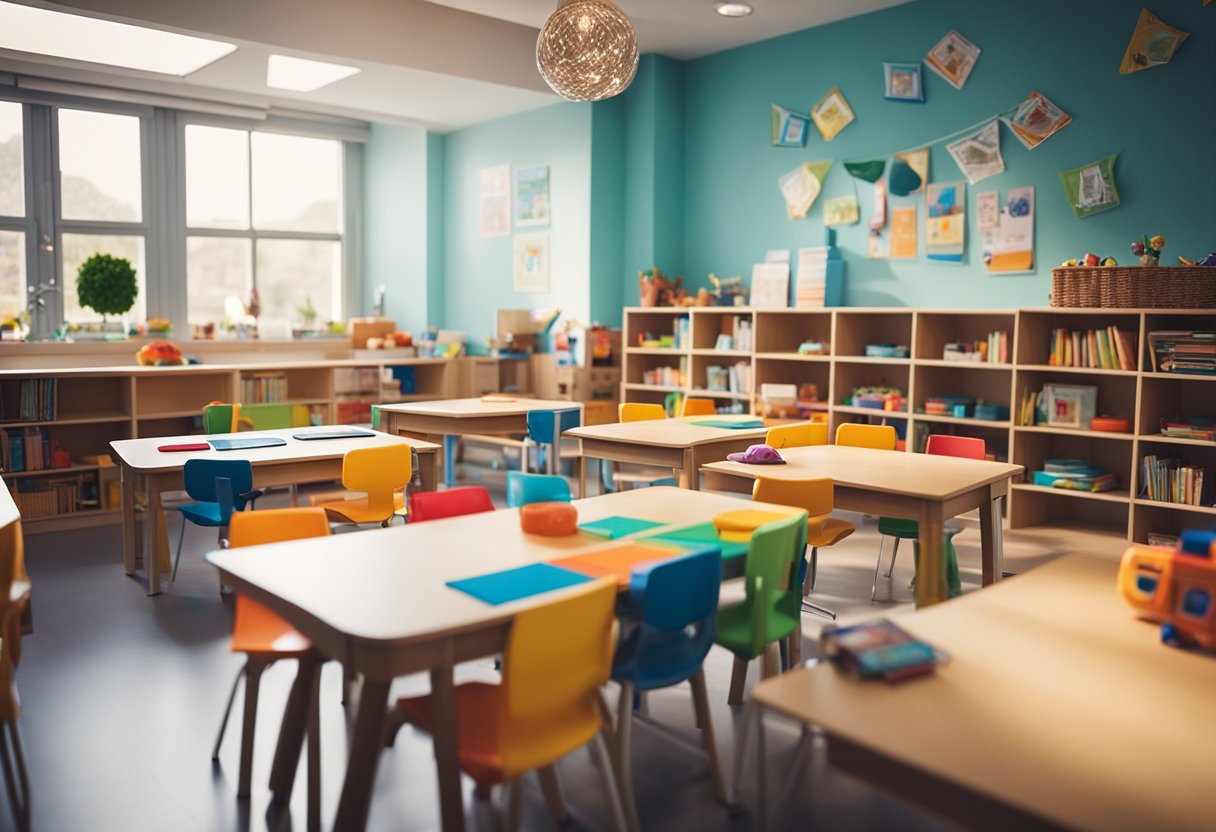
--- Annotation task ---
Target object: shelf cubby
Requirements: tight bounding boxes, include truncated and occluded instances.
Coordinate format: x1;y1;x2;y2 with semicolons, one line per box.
753;309;832;355
1014;309;1142;369
833;310;913;357
914;310;1015;362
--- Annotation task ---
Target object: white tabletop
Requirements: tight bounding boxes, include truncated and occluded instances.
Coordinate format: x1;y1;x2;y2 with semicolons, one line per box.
565;415;769;448
377;397;580;418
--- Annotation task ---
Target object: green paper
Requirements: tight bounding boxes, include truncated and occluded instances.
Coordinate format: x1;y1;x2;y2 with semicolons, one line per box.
1059;154;1120;219
806;159;832;186
641;523;750;560
690;419;766;429
578;516;665;540
844;159;886;183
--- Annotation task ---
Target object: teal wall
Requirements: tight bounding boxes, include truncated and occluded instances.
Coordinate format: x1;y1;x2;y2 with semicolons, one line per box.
589;95;626;326
681;0;1216;307
441;103;593;351
425;132;446;328
362;122;431;334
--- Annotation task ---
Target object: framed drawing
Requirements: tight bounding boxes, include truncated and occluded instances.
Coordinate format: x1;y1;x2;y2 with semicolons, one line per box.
514;165;550;227
883;63;924;102
512;233;550;293
771;104;810;147
810;87;855;141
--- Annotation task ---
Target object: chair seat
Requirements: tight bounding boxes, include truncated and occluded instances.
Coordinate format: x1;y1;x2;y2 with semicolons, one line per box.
612;465;677;484
716;601;798;660
317;492;405;524
179;501;226;527
611;627;709;692
808;516;855;548
877;516;965;539
231;595;311;654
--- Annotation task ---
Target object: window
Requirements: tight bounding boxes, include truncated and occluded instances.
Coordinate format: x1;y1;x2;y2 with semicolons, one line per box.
0;101;24;319
185;125;344;338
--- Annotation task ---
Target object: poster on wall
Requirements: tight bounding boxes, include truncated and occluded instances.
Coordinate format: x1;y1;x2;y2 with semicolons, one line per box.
892;148;928;195
946;120;1003;185
889;204;918;259
512;233;550;293
1004;91;1072;150
1118;8;1189;74
514;165;551;227
983;186;1035;273
925;30;981;90
1059;155;1120;219
778;161;831;219
480;164;510;237
883;62;925;103
810;88;855;141
926;181;966;263
824;195;860;226
771;104;810;147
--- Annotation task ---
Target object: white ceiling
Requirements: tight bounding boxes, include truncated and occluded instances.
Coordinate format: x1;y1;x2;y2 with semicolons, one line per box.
1;0;913;132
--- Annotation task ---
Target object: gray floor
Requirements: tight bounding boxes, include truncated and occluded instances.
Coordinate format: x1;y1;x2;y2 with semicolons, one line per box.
12;453;1118;831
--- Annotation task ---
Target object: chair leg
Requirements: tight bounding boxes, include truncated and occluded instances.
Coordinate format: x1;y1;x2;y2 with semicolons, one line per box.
886;537;901;578
808;546;820;592
171;516;187;583
237;658;268;799
0;720;30;832
871;536;887;602
613;683;642;832
689;669;727;804
588;733;632;832
727;656;748;706
761;643;780;679
307;663;321;832
728;701;757;808
504;778;523;832
801;600;836;620
537;765;569;826
213;664;246;760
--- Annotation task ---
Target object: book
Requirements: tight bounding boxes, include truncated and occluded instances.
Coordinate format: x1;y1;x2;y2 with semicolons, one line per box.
819;618;941;682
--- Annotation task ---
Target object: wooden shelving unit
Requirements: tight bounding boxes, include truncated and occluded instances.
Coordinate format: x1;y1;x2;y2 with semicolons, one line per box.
622;306;1216;541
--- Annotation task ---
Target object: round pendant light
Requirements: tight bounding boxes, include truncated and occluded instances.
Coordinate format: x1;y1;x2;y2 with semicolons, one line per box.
536;0;639;102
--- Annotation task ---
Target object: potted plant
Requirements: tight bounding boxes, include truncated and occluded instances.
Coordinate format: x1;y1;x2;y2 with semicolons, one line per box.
76;253;137;339
295;296;318;337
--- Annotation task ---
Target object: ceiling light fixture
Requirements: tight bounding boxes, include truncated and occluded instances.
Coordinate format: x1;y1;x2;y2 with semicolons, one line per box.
0;1;235;76
266;55;360;92
714;2;754;17
536;0;639;103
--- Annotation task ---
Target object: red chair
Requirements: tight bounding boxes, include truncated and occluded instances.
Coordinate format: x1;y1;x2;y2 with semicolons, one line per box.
408;486;495;523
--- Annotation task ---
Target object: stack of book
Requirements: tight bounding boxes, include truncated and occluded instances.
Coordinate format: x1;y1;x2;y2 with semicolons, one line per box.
672;316;690;350
11;378;57;421
641;361;687;388
1159;416;1215;441
704;361;751;394
850;386;904;411
942;330;1009;363
1148;331;1216;375
1046;327;1136;370
1032;458;1119;492
819;618;941;682
240;372;288;403
1141;455;1208;506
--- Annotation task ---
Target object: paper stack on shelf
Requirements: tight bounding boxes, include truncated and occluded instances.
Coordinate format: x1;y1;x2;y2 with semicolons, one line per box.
1148;331;1216;375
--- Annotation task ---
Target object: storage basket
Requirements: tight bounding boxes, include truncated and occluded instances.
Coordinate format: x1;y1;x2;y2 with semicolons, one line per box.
1050;266;1216;309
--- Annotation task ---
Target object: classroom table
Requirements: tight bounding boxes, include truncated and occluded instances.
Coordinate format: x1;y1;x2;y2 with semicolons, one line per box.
110;427;440;595
565;415;769;493
701;444;1023;607
748;553;1216;832
377;397;582;487
206;486;795;832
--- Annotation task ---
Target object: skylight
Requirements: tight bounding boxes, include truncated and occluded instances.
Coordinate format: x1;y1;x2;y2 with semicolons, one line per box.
266;55;361;93
0;1;236;76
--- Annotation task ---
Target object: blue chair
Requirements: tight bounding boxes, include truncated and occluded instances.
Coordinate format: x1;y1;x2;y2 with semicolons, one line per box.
173;459;259;582
610;548;726;824
506;472;571;508
525;407;581;475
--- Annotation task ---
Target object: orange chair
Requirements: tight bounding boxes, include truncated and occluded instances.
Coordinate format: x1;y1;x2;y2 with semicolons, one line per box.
608;403;677;491
394;580;628;829
0;513;30;832
765;421;828;449
680;397;717;417
315;443;412;527
834;422;898;450
619;402;666;422
213;508;330;798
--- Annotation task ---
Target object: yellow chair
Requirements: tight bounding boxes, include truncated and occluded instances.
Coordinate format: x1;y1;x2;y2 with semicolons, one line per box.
765;421;828;449
0;516;30;832
680;397;717;417
215;508;330;799
834;422;898;450
395;580;628;829
316;444;412;527
610;402;677;491
619;402;666;422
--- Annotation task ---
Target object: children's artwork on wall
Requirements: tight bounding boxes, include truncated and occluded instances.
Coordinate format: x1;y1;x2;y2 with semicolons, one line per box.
844;158;885;183
946;120;1004;185
1060;155;1120;219
824;195;860;226
778;160;831;219
869;179;887;231
888;158;922;197
889;204;918;259
976;191;1000;231
867;231;889;259
750;262;790;308
982;186;1035;273
926;181;966;263
512;233;550;292
925;30;981;90
883;63;925;102
514;165;550;227
811;88;855;141
893;148;928;194
771;104;810;147
1119;9;1189;74
480;164;510;237
1004;91;1072;149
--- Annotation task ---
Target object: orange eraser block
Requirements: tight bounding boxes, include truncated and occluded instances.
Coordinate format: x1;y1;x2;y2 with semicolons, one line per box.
520;502;578;536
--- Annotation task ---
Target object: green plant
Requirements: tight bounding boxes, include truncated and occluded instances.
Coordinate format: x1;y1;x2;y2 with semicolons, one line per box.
297;296;317;322
76;253;137;320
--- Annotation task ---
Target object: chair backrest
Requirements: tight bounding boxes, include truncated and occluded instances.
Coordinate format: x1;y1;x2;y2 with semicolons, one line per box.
341;443;412;519
740;512;807;658
370;404;381;431
0;515;30;721
680;398;717;417
835;423;897;450
500;579;617;776
925;434;986;460
228;507;331;547
506;472;572;508
752;476;835;519
526;407;582;445
183;458;254;503
203;402;241;434
619;403;666;423
408;486;495;523
766;421;828;449
613;547;721;689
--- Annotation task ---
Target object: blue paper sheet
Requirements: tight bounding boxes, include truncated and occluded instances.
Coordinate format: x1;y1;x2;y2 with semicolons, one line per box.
690;419;766;429
447;563;593;605
578;516;665;540
209;437;288;451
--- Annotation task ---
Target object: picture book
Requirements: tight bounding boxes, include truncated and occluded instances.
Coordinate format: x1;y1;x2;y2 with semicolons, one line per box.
819;618;942;682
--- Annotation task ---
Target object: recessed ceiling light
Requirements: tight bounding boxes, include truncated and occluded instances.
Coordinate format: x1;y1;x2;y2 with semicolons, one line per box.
266;55;360;93
0;1;235;76
714;2;754;17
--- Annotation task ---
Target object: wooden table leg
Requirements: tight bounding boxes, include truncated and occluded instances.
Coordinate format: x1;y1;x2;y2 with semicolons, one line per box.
333;676;391;831
429;657;466;832
914;502;946;608
121;463;136;576
418;450;439;493
681;448;700;491
979;484;1004;585
578;454;587;499
270;650;323;805
145;481;163;596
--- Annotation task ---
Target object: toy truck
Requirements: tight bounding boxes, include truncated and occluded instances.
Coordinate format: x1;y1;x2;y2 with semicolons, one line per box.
1118;528;1216;649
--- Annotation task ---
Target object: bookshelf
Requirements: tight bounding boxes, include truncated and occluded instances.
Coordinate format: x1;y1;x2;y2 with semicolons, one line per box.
621;306;1215;541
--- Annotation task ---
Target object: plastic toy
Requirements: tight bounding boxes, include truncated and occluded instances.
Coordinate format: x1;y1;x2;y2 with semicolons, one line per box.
1118;527;1216;650
1131;234;1165;266
1060;255;1118;267
135;340;185;366
1178;253;1216;266
725;444;786;465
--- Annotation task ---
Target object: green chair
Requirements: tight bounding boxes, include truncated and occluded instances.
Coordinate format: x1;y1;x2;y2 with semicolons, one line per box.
714;512;808;706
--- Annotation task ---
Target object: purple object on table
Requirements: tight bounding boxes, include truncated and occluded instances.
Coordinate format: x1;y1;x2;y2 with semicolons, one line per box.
726;444;786;465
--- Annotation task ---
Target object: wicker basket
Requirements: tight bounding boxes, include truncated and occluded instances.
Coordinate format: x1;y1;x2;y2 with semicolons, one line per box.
1050;266;1216;309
